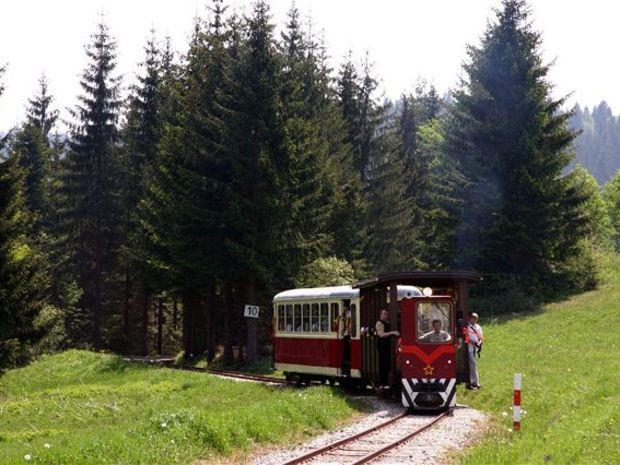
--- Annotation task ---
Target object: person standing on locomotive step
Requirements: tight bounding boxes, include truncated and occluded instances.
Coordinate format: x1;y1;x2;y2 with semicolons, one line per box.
375;309;400;387
466;312;484;389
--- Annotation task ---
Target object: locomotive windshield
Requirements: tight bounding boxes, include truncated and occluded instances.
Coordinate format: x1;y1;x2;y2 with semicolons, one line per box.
416;302;452;343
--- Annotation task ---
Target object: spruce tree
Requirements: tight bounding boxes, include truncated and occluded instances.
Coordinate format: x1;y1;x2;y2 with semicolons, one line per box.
337;55;366;178
137;2;237;358
26;75;59;141
447;0;587;296
226;0;282;289
59;22;123;349
364;119;412;273
0;156;47;371
332;55;369;274
397;87;460;269
0;71;47;370
223;0;283;362
11;124;51;224
118;31;167;353
277;5;336;281
604;170;620;249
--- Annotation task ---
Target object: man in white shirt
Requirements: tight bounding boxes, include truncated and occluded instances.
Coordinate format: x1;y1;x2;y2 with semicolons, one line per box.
466;312;484;389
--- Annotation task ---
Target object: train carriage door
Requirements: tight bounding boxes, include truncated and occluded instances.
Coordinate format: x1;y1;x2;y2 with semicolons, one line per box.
338;299;352;376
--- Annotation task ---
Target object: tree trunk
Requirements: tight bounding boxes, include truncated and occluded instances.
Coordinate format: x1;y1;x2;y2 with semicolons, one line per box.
205;283;216;363
122;273;131;352
182;291;192;358
93;256;103;351
182;290;207;358
172;297;178;331
140;288;151;356
157;297;164;355
223;282;234;366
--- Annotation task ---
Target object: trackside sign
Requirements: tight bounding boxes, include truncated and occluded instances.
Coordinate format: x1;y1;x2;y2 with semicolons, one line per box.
244;305;260;318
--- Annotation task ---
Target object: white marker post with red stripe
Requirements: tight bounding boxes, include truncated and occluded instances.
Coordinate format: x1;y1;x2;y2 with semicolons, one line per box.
513;373;522;431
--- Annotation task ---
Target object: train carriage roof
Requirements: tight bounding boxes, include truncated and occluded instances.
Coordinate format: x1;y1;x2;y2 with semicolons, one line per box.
273;285;422;302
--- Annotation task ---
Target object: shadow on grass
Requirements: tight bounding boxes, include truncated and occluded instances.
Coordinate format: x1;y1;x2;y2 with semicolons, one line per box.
175;353;280;376
97;353;152;373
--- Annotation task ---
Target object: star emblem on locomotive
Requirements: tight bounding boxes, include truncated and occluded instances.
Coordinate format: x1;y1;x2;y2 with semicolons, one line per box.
423;363;435;376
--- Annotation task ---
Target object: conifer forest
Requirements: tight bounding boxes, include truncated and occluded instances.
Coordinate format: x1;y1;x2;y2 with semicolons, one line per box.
1;0;617;370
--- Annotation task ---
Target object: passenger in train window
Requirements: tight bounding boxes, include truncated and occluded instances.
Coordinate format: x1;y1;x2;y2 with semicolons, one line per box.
375;309;400;387
336;307;352;337
419;319;452;343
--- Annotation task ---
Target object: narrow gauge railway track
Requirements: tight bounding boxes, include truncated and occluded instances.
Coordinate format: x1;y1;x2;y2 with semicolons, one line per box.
123;357;288;385
282;412;447;465
205;368;288;385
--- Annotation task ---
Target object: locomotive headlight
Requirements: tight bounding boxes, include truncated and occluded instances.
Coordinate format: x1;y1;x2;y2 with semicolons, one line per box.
405;359;411;365
422;287;433;297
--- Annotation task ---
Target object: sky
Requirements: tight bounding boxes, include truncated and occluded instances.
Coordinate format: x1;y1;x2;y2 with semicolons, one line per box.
0;0;618;132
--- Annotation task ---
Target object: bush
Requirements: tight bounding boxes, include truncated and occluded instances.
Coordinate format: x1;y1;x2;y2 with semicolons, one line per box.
295;256;355;287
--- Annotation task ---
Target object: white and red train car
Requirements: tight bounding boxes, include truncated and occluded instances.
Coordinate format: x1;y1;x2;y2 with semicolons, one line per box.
272;271;481;412
272;285;421;384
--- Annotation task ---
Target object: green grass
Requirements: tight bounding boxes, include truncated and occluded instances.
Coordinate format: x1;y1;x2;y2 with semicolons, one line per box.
457;255;620;465
0;350;363;464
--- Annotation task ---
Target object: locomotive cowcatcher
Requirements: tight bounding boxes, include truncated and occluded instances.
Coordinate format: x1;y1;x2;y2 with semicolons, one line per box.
272;271;481;413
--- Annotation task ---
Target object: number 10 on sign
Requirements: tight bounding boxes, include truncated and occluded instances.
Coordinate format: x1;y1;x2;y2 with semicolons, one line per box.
244;305;260;318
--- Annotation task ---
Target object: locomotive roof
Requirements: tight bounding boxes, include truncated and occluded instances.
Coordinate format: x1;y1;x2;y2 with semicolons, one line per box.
273;285;422;302
353;270;482;289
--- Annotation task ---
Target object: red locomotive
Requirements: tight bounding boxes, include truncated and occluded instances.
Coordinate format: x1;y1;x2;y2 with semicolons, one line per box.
272;271;481;412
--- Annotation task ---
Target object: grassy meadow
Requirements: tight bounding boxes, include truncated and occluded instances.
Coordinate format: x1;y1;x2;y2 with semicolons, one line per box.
0;351;363;464
457;255;620;464
3;259;620;465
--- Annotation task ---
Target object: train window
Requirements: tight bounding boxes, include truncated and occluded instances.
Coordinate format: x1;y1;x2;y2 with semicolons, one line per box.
302;304;310;332
416;302;452;343
320;303;329;331
278;305;285;331
330;303;339;332
311;303;319;332
294;304;302;331
285;304;293;331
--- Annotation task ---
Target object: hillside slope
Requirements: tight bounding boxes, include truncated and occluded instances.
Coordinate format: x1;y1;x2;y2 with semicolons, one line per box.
457;255;620;464
0;351;361;464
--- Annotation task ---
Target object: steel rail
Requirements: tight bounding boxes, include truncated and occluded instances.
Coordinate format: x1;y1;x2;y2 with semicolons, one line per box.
206;368;288;384
282;412;409;465
351;412;447;464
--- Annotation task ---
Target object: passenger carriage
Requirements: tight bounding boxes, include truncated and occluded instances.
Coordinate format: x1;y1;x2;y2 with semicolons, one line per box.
272;285;421;384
